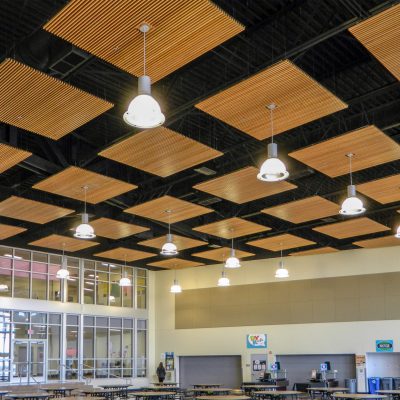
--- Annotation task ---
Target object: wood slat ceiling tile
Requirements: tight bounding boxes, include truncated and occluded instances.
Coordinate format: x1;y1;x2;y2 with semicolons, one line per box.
192;247;254;262
94;247;156;262
354;235;400;249
247;233;316;252
33;166;137;204
44;0;244;82
289;247;339;256
0;196;74;224
289;125;400;177
0;223;27;240
195;59;347;140
0;143;32;173
147;258;205;270
357;174;400;204
0;59;113;140
138;234;207;251
193;166;297;204
313;217;389;239
349;4;400;80
29;234;99;252
193;217;270;239
124;195;213;223
89;217;149;240
261;196;339;224
99;127;223;177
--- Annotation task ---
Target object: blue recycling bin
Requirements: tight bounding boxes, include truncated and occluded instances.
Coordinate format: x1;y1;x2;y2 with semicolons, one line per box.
368;377;381;394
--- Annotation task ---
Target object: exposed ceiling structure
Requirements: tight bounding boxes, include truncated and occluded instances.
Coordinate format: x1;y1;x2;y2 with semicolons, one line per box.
0;0;399;270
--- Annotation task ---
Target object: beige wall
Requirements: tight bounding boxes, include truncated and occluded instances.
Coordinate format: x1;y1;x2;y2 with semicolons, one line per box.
153;246;400;381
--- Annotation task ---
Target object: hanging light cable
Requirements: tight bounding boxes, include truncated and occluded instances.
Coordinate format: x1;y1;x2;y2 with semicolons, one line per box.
275;244;289;278
339;153;366;216
74;185;96;239
56;243;70;279
225;230;241;269
119;255;131;287
170;267;182;293
161;210;178;256
123;23;165;129
257;103;289;182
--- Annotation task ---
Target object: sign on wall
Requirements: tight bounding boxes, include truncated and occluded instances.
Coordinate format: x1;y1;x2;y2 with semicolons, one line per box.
247;334;267;349
376;340;393;352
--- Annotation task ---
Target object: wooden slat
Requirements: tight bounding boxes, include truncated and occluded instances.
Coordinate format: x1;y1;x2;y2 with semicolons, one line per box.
289;125;400;177
357;174;400;204
0;59;113;140
193;217;270;239
94;247;156;262
349;4;400;80
247;233;315;251
29;234;99;252
193;166;297;204
44;0;244;82
313;217;389;239
196;59;347;140
289;247;339;256
138;234;206;251
192;247;254;262
0;143;31;173
354;235;400;249
147;258;205;269
89;217;149;239
0;223;27;240
124;195;213;223
261;196;339;223
33;166;137;204
0;196;74;224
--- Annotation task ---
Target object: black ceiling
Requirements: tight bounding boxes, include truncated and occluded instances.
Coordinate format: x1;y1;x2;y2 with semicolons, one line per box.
0;0;399;269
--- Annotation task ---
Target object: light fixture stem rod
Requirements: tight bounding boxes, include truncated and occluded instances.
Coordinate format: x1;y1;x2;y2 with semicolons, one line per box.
84;186;87;214
280;243;283;262
349;154;353;186
168;213;171;235
270;107;274;144
143;29;146;76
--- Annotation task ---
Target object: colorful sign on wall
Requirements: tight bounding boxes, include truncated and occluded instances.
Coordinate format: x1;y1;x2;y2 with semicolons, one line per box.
376;340;393;352
247;334;267;349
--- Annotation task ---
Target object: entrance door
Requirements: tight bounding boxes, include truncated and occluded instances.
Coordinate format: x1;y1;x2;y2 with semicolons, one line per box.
12;340;46;383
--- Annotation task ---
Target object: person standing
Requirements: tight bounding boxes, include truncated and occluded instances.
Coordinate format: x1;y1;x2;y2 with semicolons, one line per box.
156;361;166;383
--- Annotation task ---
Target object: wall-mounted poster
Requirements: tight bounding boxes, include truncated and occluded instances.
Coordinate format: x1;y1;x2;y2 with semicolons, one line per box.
165;351;175;370
252;359;267;371
376;340;393;352
247;334;267;349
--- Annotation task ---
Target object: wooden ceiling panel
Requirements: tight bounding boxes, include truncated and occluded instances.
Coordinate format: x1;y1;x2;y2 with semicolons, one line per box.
94;247;156;262
44;0;244;82
313;217;389;239
192;247;255;262
124;195;213;223
247;234;315;251
289;126;400;177
193;217;270;239
90;218;149;240
0;224;27;240
196;60;347;140
357;174;400;204
147;258;205;270
261;196;339;223
354;235;400;249
0;143;32;173
33;166;137;204
0;196;74;224
349;4;400;80
0;59;113;140
138;234;206;251
29;234;99;252
99;127;222;177
289;247;339;256
193;166;297;204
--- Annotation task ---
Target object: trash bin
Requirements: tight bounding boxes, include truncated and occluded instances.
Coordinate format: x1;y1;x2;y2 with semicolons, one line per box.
393;378;400;389
345;379;357;394
381;378;394;390
368;377;381;394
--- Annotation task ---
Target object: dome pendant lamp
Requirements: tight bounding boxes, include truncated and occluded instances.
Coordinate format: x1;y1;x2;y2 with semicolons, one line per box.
170;266;182;293
160;210;178;256
257;103;289;182
56;243;70;279
123;23;165;129
119;255;132;287
217;270;230;287
74;186;96;239
339;153;366;216
225;230;241;269
395;225;400;239
275;244;289;278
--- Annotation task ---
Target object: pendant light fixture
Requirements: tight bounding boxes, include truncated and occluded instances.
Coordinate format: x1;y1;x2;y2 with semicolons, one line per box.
160;210;178;256
170;267;182;293
339;153;366;216
395;226;400;239
119;255;131;287
217;270;230;287
0;284;9;292
225;230;241;268
74;186;96;239
56;243;70;279
257;103;289;182
123;23;165;129
275;244;289;278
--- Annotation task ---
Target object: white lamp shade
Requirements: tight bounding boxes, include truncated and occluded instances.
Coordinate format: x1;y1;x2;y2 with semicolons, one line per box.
124;94;165;129
109;295;116;303
218;271;230;287
119;276;131;287
170;279;182;293
56;267;70;279
257;157;289;182
0;284;9;292
395;226;400;238
225;255;241;269
160;235;178;256
275;266;289;278
339;196;365;215
74;222;96;239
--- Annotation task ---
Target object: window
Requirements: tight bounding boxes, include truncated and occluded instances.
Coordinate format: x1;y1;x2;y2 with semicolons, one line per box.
0;310;11;382
136;319;147;377
65;315;79;380
136;269;147;309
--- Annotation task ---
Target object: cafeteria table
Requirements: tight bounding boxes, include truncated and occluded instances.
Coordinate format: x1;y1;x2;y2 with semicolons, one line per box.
55;397;103;400
79;388;121;399
142;387;178;392
40;387;81;397
130;391;176;399
6;394;50;400
193;388;232;396
152;383;178;387
376;391;400;400
0;392;8;400
253;390;302;400
308;387;350;399
194;385;223;389
196;396;250;400
242;385;278;395
332;394;388;400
